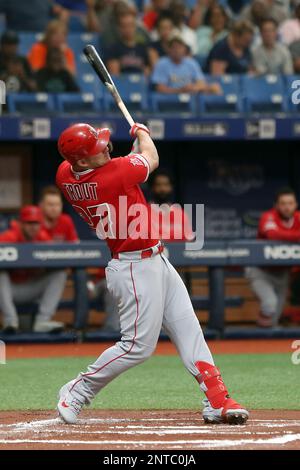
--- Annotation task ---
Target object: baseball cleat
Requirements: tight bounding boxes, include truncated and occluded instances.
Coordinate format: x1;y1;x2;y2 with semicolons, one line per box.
202;398;249;425
57;380;83;424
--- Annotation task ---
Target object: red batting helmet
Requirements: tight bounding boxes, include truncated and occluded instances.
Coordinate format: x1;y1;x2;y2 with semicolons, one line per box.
58;123;111;165
20;205;42;223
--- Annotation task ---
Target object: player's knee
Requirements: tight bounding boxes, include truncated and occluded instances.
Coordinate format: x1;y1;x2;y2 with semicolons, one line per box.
121;339;155;363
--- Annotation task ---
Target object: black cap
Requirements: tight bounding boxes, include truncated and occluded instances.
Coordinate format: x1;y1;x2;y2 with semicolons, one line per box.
1;30;19;45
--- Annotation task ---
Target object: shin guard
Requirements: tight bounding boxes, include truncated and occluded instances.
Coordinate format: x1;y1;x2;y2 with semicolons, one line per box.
195;361;229;409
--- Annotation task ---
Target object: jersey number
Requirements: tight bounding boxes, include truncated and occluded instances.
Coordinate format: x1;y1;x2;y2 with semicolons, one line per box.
72;203;115;239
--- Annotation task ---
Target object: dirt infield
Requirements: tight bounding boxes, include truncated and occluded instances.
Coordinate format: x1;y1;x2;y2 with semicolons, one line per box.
0;410;299;450
6;338;294;359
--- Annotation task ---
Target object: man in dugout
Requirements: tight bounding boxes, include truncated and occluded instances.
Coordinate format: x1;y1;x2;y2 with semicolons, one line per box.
246;187;300;327
148;168;194;242
39;185;79;242
0;205;68;333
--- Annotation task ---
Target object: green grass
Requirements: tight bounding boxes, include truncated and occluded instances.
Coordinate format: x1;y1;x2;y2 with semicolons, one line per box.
0;353;298;411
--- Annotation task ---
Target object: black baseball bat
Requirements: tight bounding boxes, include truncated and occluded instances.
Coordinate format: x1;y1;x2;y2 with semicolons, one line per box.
83;44;134;126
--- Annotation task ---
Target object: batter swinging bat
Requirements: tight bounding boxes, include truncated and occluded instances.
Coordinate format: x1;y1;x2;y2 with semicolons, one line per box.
83;44;135;128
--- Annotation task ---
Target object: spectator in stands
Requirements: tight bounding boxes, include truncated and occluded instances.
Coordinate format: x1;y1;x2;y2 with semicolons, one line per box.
195;4;229;57
143;0;171;33
55;0;88;31
289;39;300;72
148;169;194;241
86;1;148;47
0;57;37;92
245;188;300;328
35;48;79;93
240;0;287;27
225;0;249;19
28;20;76;75
189;0;218;30
152;36;221;93
39;186;78;242
0;206;66;334
280;3;300;45
0;0;68;32
148;14;176;68
252;18;293;75
55;0;87;15
0;31;36;92
207;20;254;75
170;0;198;55
106;12;150;75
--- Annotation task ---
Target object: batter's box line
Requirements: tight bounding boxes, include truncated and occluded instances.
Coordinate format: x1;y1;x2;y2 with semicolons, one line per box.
1;434;300;447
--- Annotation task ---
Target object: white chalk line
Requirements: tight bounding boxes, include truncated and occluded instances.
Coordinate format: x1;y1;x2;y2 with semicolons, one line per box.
1;417;300;431
0;434;300;448
0;417;299;449
0;428;284;437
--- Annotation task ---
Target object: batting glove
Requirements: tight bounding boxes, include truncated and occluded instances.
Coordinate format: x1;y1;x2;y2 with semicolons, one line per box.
130;123;150;139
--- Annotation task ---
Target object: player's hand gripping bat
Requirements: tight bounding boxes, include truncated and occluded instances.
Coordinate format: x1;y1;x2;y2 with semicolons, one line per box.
83;44;135;128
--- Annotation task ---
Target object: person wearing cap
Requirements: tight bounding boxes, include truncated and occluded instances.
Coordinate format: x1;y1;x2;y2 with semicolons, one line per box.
0;30;36;92
0;205;66;334
105;11;150;76
151;35;221;94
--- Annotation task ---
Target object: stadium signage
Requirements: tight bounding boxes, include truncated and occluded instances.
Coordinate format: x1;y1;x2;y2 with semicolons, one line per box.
246;119;276;139
183;122;228;137
0;247;18;262
292;122;300;136
264;245;300;259
19;118;50;139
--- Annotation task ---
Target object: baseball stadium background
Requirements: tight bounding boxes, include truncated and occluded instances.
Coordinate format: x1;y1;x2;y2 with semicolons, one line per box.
0;0;300;451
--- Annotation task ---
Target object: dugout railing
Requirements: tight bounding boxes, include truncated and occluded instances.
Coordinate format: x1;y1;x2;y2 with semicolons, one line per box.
0;240;300;343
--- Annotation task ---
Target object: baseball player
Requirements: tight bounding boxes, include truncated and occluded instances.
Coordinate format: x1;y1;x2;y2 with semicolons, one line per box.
0;206;66;333
246;187;300;327
56;122;249;425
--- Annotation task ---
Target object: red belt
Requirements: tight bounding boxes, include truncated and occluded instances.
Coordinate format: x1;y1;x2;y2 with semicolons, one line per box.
113;244;164;260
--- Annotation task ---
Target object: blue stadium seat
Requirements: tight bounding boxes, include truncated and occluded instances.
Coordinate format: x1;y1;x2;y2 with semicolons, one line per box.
18;32;100;70
199;75;243;113
103;74;148;112
69;34;101;75
242;75;287;113
18;33;43;56
77;51;93;75
77;73;99;94
285;75;300;113
135;0;145;10
56;93;102;113
195;54;208;69
150;92;197;114
6;93;55;114
68;15;87;32
186;0;197;8
68;33;100;52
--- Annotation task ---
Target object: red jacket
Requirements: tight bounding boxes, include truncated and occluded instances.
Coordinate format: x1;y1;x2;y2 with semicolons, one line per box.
41;213;78;242
257;208;300;242
0;222;51;283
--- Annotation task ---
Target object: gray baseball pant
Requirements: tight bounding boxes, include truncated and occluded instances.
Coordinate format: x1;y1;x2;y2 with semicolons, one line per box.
245;266;290;324
68;252;214;405
0;270;67;328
